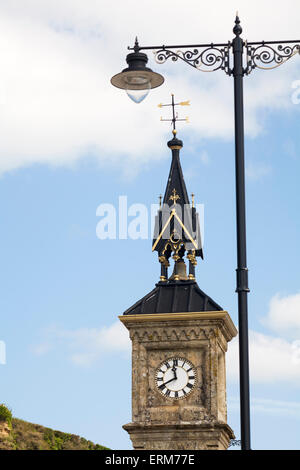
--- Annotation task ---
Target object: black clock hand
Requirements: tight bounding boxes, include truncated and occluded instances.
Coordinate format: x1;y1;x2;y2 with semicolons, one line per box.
163;376;177;386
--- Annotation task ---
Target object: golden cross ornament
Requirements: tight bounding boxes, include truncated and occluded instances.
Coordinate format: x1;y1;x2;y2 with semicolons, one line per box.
169;188;180;204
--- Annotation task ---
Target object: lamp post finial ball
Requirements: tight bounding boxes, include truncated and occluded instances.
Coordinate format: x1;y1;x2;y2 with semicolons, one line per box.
233;14;242;36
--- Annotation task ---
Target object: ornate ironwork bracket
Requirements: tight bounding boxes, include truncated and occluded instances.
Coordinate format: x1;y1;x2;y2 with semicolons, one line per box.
153;43;232;75
245;41;300;74
129;39;300;77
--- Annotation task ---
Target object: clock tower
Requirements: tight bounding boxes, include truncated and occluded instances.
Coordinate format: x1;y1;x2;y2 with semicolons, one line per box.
119;128;237;450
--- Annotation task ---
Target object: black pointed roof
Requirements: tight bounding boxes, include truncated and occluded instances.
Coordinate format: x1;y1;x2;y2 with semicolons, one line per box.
163;134;190;209
123;280;222;315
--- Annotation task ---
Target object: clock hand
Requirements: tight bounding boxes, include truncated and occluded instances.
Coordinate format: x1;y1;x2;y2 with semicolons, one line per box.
163;376;177;386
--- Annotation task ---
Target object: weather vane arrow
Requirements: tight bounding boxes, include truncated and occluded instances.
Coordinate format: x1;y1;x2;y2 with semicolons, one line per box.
158;94;190;132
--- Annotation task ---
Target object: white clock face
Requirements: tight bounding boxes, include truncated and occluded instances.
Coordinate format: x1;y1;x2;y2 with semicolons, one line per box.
155;357;196;399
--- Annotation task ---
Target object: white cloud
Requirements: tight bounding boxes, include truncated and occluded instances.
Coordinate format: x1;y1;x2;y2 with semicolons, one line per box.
0;1;299;174
33;321;130;366
227;330;300;385
263;292;300;339
228;396;300;419
227;291;300;385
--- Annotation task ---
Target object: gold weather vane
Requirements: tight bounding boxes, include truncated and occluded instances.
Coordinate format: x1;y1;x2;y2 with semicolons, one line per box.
158;94;190;132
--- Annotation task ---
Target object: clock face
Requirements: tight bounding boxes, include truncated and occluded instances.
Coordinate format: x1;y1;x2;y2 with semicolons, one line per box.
155;357;196;399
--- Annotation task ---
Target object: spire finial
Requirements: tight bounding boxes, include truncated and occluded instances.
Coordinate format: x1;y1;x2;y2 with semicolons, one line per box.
233;13;242;36
134;37;140;52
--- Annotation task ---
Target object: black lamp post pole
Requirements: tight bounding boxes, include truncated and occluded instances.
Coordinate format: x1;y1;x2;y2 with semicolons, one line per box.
232;19;251;451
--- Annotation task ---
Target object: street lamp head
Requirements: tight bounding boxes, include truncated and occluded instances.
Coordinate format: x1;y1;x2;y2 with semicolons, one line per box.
110;38;164;103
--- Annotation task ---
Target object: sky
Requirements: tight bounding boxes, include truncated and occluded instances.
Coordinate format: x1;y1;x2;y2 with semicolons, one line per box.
1;0;300;450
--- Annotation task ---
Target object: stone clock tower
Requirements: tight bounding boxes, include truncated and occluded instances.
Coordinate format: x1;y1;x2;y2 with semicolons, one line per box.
119;128;237;450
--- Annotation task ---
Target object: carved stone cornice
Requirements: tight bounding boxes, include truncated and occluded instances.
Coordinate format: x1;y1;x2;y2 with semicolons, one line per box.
119;311;237;343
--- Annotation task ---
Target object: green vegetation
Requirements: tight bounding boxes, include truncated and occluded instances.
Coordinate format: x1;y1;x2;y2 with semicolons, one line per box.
0;404;12;426
10;419;109;450
0;406;109;450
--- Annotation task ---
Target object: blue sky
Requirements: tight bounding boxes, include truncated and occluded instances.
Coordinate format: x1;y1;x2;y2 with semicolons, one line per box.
1;1;300;450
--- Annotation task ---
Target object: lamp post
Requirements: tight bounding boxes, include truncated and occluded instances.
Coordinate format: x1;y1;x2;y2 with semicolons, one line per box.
111;15;300;450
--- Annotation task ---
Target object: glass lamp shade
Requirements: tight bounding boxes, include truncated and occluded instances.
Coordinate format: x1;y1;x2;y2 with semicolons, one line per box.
126;86;150;103
124;72;151;103
111;50;164;103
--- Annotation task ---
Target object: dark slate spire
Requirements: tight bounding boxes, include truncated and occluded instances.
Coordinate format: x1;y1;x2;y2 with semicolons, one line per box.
163;130;189;209
123;98;223;316
152;130;203;284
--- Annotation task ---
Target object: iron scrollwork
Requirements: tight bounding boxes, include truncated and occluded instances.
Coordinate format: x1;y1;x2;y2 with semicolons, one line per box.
154;44;232;75
246;42;300;74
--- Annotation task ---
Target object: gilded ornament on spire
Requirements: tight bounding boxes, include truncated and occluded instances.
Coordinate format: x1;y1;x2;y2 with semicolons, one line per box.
169;188;180;204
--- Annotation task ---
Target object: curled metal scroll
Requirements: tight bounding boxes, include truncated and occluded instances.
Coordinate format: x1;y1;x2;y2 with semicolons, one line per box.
246;42;300;73
154;45;231;75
